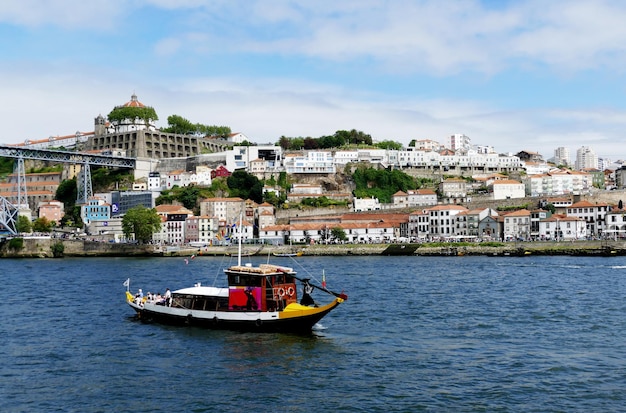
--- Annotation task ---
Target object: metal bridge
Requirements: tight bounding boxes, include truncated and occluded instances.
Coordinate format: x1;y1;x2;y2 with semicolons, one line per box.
0;145;136;168
0;145;136;235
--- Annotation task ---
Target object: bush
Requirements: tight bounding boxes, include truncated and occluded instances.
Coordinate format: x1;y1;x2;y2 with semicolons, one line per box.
8;238;24;250
51;242;65;258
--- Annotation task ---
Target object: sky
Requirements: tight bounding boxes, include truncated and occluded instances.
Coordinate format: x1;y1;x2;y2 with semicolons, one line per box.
2;0;626;161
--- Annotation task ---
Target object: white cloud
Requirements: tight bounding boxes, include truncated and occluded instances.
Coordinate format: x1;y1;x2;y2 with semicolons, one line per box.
0;0;125;29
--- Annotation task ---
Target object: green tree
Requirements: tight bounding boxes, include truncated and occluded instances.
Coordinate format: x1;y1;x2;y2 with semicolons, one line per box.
60;205;84;229
178;185;201;211
161;114;196;134
375;140;403;150
56;178;77;209
108;106;158;128
227;170;263;203
16;215;32;233
122;206;161;244
331;227;347;242
352;166;418;203
33;217;53;233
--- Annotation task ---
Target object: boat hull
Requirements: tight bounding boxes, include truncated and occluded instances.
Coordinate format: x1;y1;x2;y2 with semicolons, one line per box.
127;299;342;333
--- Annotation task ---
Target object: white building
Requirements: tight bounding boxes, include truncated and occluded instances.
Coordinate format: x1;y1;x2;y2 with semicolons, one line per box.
502;209;531;241
539;214;586;241
284;151;335;174
554;147;570;166
492;179;526;200
566;200;610;237
154;205;193;245
447;134;471;152
199;197;246;224
605;208;626;239
353;197;382;212
333;151;359;165
225;145;282;172
575;146;598;171
427;205;469;239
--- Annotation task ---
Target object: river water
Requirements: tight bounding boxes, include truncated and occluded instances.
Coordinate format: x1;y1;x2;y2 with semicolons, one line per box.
1;255;625;412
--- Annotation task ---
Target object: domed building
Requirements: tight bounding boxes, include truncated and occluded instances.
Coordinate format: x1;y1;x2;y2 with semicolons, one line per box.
87;94;228;160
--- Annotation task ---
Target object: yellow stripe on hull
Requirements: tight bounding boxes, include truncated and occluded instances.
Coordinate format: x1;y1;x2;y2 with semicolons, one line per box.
278;298;343;320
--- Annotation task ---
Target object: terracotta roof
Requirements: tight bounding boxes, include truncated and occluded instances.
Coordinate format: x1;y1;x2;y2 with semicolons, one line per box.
155;205;193;214
492;179;522;185
427;205;469;212
569;200;608;208
201;197;244;202
122;93;146;108
502;209;531;217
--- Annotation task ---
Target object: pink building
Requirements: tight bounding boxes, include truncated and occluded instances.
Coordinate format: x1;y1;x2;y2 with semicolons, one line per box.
38;200;64;223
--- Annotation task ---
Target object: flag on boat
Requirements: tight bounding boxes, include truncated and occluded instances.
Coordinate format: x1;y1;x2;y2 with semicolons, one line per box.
191;254;195;260
123;278;130;287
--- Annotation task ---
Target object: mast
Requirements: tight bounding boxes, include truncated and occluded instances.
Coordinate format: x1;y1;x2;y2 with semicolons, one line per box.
237;212;243;266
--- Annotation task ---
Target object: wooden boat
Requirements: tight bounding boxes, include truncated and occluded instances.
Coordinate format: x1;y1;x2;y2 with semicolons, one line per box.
125;229;347;333
272;251;303;257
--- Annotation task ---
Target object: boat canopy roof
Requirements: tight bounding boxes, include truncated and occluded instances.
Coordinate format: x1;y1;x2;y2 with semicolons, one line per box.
173;286;229;297
226;263;295;275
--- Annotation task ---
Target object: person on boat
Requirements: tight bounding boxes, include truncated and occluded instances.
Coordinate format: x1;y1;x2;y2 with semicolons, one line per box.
244;287;258;311
164;288;171;306
135;289;143;305
300;279;315;306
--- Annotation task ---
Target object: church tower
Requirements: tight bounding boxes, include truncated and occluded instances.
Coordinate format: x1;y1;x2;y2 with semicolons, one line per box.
94;114;106;136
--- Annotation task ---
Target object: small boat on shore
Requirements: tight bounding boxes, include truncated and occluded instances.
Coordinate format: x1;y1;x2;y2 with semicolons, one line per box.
125;232;347;332
272;251;303;257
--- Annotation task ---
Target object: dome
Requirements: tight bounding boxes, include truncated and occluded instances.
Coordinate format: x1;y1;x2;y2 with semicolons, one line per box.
122;93;146;108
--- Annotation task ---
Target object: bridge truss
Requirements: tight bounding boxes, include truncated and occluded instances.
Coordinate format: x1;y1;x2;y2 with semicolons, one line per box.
0;145;136;232
0;195;18;235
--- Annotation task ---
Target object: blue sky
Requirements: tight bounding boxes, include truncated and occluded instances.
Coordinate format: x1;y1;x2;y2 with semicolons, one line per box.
2;0;626;160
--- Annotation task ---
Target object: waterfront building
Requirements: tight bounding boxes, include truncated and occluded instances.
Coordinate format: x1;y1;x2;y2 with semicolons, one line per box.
605;207;626;239
460;208;499;237
408;209;430;241
38;200;64;223
110;190;155;217
501;209;531;241
0;171;62;212
530;208;551;239
255;202;276;234
538;214;586;241
478;214;500;240
154;204;193;245
566;200;609;237
81;197;111;225
426;205;469;239
199;197;245;225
